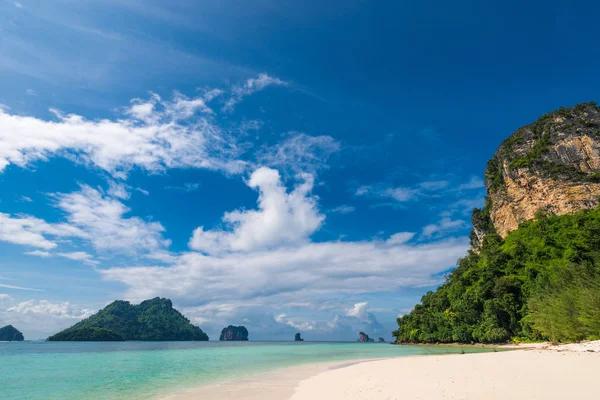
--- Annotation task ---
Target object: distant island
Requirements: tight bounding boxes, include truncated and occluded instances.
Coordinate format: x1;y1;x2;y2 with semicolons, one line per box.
219;325;248;341
378;337;385;343
295;333;304;342
0;325;24;341
358;332;374;342
394;103;600;344
48;297;209;341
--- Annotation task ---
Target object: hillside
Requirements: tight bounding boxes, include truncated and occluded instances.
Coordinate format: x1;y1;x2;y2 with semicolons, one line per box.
394;103;600;344
0;325;24;341
48;298;209;341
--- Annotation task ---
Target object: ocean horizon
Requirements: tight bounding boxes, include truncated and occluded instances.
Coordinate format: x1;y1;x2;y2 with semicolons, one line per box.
1;341;490;400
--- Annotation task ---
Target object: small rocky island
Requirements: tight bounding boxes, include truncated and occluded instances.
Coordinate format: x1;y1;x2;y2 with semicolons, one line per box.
295;333;304;342
358;332;375;342
378;337;386;343
219;325;249;341
0;325;24;341
48;297;209;341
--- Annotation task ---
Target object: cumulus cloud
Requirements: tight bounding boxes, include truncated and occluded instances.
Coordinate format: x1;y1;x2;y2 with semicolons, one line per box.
346;302;369;319
0;89;251;177
0;298;96;339
189;167;324;254
102;236;468;309
257;133;340;174
224;73;287;111
0;212;87;250
53;185;170;255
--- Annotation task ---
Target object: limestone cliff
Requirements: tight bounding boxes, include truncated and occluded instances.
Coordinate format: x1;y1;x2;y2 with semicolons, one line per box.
471;102;600;248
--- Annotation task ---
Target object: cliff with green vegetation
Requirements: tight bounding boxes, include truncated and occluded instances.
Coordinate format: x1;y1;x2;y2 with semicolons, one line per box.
0;325;24;341
219;325;248;341
395;103;600;344
472;102;600;247
48;298;209;341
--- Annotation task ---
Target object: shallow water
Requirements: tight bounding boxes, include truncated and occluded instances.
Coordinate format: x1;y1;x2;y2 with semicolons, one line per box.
0;341;491;400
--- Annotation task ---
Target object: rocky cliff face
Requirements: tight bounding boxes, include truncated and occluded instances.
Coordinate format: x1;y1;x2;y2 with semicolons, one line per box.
471;102;600;248
219;325;249;341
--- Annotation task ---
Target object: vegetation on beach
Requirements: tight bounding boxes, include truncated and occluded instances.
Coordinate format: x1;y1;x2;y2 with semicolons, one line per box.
49;297;209;341
394;207;600;344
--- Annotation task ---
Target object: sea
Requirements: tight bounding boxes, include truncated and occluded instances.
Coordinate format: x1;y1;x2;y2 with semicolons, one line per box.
0;341;491;400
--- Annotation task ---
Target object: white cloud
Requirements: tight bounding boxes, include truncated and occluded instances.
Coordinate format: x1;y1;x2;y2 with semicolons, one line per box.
0;92;246;177
0;299;96;339
107;181;130;200
19;195;33;203
7;299;94;319
13;1;23;8
386;232;415;245
57;251;97;265
329;205;356;214
189;167;324;254
257;133;340;174
102;170;469;338
102;236;468;309
457;176;485;190
224;73;287;111
419;180;449;190
346;302;369;319
53;185;170;255
422;217;467;238
25;88;37;96
0;212;87;250
165;182;201;192
25;250;52;257
355;185;419;202
0;283;42;292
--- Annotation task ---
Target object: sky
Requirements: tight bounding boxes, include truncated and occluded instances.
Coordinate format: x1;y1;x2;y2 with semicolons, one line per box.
1;0;599;341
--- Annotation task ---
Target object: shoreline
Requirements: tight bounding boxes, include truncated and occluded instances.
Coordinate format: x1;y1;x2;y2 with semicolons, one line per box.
158;341;600;400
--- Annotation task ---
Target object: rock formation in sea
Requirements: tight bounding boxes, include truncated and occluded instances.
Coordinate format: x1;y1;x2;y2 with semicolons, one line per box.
358;332;374;342
219;325;249;341
295;333;304;341
471;102;600;250
48;297;209;341
0;325;24;341
378;337;386;342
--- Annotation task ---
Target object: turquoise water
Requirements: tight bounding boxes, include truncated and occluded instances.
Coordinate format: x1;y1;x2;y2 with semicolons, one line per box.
0;341;491;400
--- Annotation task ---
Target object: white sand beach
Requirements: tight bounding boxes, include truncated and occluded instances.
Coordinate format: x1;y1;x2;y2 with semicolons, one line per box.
160;341;600;400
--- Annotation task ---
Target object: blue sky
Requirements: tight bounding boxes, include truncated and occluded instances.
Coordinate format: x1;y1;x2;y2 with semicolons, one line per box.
0;0;599;340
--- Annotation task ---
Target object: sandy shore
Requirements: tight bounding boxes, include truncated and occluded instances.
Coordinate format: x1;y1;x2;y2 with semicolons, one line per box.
292;341;600;400
159;341;600;400
157;360;371;400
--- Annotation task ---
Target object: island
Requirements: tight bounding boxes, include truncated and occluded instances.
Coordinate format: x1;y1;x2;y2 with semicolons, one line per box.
0;325;24;341
358;332;374;342
48;297;209;341
294;332;304;342
394;102;600;345
378;337;385;343
219;325;249;341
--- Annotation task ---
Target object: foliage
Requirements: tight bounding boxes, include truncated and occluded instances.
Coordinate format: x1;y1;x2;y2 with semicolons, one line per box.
49;327;125;341
394;207;600;344
0;325;24;341
48;298;209;341
484;102;600;192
